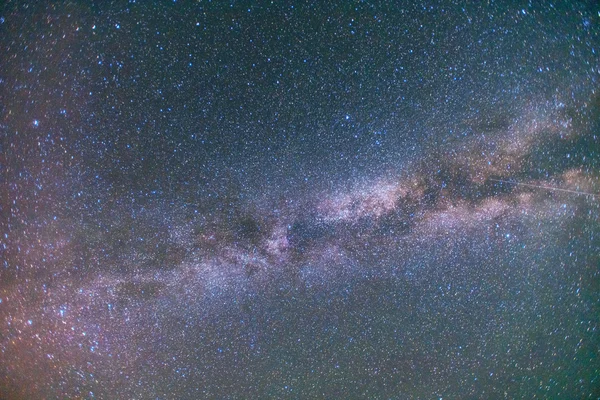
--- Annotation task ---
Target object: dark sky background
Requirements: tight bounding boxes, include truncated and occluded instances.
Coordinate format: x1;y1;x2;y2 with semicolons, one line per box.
1;1;599;399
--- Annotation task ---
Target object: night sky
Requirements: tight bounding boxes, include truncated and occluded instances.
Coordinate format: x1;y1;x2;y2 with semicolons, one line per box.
1;1;600;399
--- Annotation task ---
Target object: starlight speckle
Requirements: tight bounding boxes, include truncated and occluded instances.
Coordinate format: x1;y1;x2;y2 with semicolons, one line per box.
1;1;599;399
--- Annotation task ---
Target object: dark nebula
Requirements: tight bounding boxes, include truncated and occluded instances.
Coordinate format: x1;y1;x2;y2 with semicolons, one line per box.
1;1;599;399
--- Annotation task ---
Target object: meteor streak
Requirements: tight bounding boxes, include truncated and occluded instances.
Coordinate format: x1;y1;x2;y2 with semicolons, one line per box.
489;178;597;198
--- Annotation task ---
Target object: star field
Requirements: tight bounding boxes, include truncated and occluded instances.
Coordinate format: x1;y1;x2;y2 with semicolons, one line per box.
1;1;600;399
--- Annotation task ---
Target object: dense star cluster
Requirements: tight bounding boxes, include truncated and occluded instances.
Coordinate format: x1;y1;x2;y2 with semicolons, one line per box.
1;1;600;399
